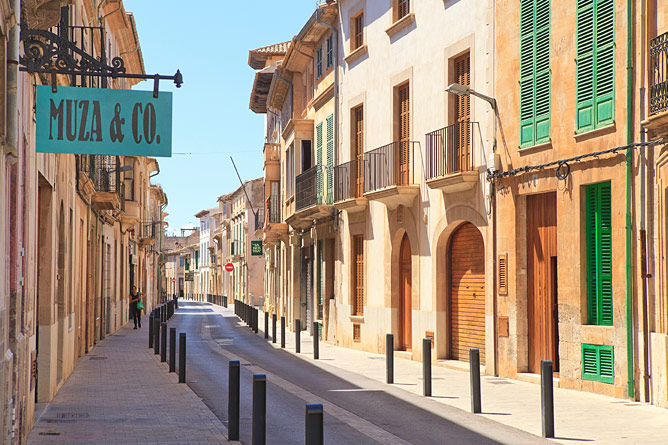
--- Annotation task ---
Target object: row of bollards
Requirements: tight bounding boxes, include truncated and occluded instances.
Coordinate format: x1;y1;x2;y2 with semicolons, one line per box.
183;293;228;307
227;359;323;445
148;298;188;385
384;334;555;438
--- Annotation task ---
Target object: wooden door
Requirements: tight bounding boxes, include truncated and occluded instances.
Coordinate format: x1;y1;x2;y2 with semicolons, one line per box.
449;223;486;363
353;106;364;197
400;234;412;351
398;83;410;185
352;236;364;316
454;53;471;172
527;193;559;373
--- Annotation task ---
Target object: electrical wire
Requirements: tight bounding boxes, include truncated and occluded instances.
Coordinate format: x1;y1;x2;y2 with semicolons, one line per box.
487;138;666;181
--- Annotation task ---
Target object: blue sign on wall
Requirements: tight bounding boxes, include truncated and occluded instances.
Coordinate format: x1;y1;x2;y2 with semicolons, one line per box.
36;85;172;157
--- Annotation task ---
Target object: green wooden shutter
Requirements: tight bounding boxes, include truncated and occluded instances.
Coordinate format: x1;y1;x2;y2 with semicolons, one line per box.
586;181;612;326
326;114;334;204
316;48;323;78
577;0;614;132
520;0;551;147
594;0;614;127
316;123;323;203
582;344;614;383
327;35;333;68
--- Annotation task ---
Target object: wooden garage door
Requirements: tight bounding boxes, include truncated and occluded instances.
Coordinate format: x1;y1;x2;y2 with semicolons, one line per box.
449;223;486;364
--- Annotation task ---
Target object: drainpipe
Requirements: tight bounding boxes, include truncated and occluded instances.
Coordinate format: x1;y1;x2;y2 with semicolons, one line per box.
6;0;19;159
625;0;635;400
316;6;339;185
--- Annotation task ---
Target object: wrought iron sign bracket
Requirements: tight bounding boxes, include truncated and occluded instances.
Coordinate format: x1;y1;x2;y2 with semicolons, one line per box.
19;24;183;97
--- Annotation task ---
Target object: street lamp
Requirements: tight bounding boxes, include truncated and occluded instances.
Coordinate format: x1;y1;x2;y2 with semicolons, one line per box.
445;83;498;154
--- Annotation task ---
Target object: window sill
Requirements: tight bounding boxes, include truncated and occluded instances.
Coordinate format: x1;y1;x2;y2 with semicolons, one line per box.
349;315;364;324
385;13;415;38
574;122;616;140
519;140;552;153
345;44;368;65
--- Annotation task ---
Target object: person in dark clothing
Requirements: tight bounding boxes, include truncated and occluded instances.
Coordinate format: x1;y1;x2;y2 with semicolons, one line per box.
130;286;144;329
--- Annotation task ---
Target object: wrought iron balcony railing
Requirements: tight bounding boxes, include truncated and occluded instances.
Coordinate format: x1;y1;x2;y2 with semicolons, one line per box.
364;141;417;193
267;193;281;224
138;220;156;240
92;155;121;195
334;158;364;202
425;121;479;180
650;31;668;115
255;208;265;232
296;165;320;212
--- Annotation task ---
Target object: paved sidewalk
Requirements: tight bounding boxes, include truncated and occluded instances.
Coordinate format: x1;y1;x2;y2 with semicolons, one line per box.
27;315;229;444
245;306;667;445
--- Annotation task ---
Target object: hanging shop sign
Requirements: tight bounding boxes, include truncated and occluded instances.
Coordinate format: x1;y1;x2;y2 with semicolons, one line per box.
251;240;263;256
185;272;194;282
35;85;172;157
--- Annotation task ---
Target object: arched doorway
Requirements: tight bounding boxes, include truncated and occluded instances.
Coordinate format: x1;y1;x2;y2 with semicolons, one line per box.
449;222;485;363
399;234;412;351
57;203;65;382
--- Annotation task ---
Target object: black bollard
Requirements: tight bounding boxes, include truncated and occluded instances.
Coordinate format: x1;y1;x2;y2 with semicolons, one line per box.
178;333;186;383
295;318;301;353
423;338;432;397
148;313;154;348
313;321;319;360
470;348;482;413
169;327;176;372
281;316;286;349
265;311;269;339
305;403;324;445
160;322;167;363
386;333;394;384
272;313;277;344
254;308;259;334
153;317;160;355
541;360;555;438
228;360;240;441
252;374;267;445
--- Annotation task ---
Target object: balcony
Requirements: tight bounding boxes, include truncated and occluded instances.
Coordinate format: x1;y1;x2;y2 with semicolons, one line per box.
334;159;368;213
363;141;419;210
425;121;480;193
138;220;156;246
90;155;121;211
263;191;287;245
288;165;334;229
645;31;668;139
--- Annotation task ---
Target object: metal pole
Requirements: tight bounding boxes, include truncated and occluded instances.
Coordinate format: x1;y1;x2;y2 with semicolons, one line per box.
470;348;481;413
178;333;186;383
148;312;154;348
272;313;277;343
153;316;160;355
305;403;324;445
295;318;301;353
541;360;554;438
160;322;167;362
423;338;432;397
281;316;286;349
265;311;269;339
313;321;319;360
386;333;394;384
228;360;240;441
169;327;176;372
252;374;267;445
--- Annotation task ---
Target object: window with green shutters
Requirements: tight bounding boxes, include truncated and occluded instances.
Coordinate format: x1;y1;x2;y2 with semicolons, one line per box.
582;344;614;383
316;47;323;78
585;181;613;326
326;114;334;204
576;0;615;132
316;123;323;203
519;0;551;148
326;35;333;68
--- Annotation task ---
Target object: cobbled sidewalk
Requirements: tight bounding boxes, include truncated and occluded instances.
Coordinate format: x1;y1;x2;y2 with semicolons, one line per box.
27;314;229;444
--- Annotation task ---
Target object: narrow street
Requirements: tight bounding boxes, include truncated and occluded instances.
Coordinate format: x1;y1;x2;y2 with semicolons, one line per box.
170;301;546;445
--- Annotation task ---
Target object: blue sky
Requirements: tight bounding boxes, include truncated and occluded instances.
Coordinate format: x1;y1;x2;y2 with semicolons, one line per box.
124;0;317;233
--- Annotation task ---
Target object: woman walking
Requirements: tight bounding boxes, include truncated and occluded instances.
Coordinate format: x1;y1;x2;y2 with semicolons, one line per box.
130;285;145;329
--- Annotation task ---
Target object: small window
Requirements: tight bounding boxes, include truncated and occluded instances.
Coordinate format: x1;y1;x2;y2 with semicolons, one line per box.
352;12;364;51
326;35;333;68
396;0;410;21
316;47;323;78
582;344;614;384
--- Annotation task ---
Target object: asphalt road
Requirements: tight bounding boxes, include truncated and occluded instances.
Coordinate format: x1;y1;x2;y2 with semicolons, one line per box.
169;301;545;445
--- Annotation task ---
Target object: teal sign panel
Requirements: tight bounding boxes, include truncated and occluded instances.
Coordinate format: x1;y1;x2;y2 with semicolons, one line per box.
36;85;172;157
251;240;263;256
